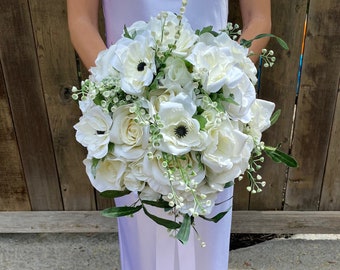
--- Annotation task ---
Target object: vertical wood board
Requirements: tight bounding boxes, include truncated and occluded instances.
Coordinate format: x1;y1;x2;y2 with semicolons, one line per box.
28;0;97;210
285;0;340;210
320;89;340;210
0;0;63;210
0;62;31;211
249;0;307;210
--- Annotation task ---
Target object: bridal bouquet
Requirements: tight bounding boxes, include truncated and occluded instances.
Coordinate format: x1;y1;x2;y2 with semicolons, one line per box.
72;8;296;243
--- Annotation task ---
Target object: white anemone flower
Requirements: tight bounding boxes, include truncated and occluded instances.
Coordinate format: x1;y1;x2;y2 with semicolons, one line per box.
74;106;112;159
89;44;120;82
112;34;156;95
157;100;208;155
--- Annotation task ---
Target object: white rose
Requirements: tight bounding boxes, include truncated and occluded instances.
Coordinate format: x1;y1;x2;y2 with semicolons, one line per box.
84;155;126;192
186;42;228;93
161;57;194;90
111;34;156;95
124;158;147;192
149;86;196;114
110;104;148;161
222;67;256;122
247;99;275;142
213;32;258;84
142;151;172;195
202;118;252;175
205;168;238;192
157;100;208;155
74;106;112;159
139;185;161;201
143;151;206;198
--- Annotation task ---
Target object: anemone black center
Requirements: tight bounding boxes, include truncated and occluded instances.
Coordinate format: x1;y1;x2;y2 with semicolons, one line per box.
137;61;147;71
174;125;188;138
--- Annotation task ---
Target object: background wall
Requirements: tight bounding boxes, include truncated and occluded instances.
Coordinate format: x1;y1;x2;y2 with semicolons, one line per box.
0;0;339;214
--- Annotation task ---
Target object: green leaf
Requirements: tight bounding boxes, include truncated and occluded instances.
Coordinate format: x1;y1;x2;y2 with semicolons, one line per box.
195;26;218;36
264;146;298;168
176;214;192;244
199;207;232;223
193;114;207;130
270;109;281;126
93;93;105;106
224;181;234;189
108;142;115;153
142;206;181;230
240;38;252;48
100;189;131;199
123;25;136;39
241;33;289;50
102;205;142;218
142;200;172;209
221;96;239;105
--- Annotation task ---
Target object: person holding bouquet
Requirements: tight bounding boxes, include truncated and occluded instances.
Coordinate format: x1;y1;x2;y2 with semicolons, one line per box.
67;1;271;269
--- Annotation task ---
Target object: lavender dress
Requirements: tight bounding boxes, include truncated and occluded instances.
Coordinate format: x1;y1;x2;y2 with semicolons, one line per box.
102;1;232;269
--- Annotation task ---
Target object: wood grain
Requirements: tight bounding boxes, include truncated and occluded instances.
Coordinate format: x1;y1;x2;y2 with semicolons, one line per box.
28;0;97;210
320;91;340;210
0;211;338;234
0;61;31;211
285;0;340;210
249;0;308;210
0;0;63;210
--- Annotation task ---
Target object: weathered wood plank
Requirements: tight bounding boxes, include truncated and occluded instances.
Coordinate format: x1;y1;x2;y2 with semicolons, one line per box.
249;0;308;210
320;90;340;210
285;0;340;210
28;0;97;210
0;0;63;210
231;211;340;234
0;62;31;211
0;211;118;233
0;211;339;234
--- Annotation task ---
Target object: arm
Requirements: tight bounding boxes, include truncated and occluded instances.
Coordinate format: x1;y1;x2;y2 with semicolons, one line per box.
239;0;272;63
67;0;107;69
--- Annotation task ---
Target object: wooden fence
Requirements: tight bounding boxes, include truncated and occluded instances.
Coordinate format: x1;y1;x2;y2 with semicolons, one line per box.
0;0;339;233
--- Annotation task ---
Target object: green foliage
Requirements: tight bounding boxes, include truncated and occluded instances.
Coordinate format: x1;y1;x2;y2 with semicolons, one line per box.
270;109;281;126
199;207;231;223
100;190;131;198
264;146;298;168
240;33;289;50
175;214;192;244
102;205;142;217
142;206;181;230
195;26;218;37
